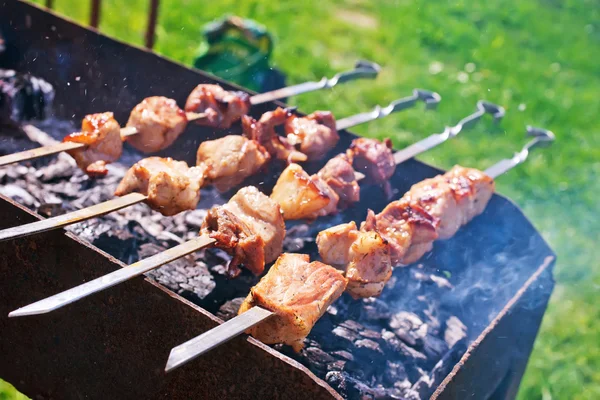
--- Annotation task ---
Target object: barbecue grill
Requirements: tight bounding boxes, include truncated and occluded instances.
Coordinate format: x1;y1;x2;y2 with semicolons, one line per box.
0;1;556;399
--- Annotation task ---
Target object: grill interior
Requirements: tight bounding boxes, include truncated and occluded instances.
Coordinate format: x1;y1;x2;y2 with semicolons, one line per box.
0;2;556;399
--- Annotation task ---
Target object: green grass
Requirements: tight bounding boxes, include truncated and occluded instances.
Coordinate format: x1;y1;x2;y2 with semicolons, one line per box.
3;0;599;398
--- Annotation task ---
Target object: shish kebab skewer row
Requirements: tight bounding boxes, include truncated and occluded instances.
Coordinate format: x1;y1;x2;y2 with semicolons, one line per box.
164;126;555;373
0;90;448;242
7;99;503;316
0;61;380;170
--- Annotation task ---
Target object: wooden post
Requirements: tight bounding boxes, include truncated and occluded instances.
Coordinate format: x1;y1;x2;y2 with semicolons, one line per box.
90;0;101;28
145;0;160;49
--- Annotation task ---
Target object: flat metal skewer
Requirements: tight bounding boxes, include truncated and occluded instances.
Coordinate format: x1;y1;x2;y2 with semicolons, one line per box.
163;125;554;373
8;235;215;317
0;111;206;167
392;100;505;164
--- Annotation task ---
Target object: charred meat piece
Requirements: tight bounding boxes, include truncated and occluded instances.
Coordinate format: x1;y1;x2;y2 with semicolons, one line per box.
63;112;122;177
285;111;339;161
317;222;392;299
361;202;438;266
201;186;285;277
238;253;347;351
125;96;188;153
184;84;250;128
317;153;360;207
242;107;308;163
196;135;270;193
270;163;339;220
402;166;495;240
348;137;395;195
114;157;207;216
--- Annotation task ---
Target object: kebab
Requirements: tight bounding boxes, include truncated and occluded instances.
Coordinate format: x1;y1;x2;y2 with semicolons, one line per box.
0;60;380;168
6;99;505;316
0;90;447;241
163;126;555;372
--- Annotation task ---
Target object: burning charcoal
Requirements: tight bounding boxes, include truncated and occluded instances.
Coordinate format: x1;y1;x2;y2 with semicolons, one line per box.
325;371;386;400
0;184;37;207
327;360;346;371
303;347;335;372
359;329;382;341
381;330;427;364
0;69;54;125
430;273;453;289
444;316;467;347
37;202;66;218
354;338;383;356
422;334;448;361
361;298;391;321
216;297;244;320
333;350;354;362
383;361;408;386
332;325;359;346
184;209;206;228
389;311;428;347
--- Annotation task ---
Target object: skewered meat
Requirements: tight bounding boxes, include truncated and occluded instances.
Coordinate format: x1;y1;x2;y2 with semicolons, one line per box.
285;111;339;160
238;253;347;351
348;137;395;196
317;222;392;299
242;107;307;163
63;112;122;177
114;157;207;216
317;153;360;207
361;202;438;266
184;84;250;128
402;166;495;239
125;96;188;153
196;135;270;193
201;186;285;277
270;163;339;220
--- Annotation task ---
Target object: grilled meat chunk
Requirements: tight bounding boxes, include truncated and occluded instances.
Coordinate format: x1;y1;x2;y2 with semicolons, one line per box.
114;157;207;216
317;153;360;207
125;96;188;153
184;84;250;128
64;112;122;177
284;111;339;161
402;166;495;239
196;135;270;193
238;253;347;351
317;222;392;299
270;163;339;220
361;202;438;266
242;107;307;163
201;186;285;277
348;137;395;196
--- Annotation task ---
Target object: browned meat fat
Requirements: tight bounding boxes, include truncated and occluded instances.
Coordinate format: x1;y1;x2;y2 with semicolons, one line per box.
114;157;207;216
317;153;360;207
284;111;339;161
238;253;347;351
242;107;307;163
63;112;122;177
196;135;270;193
347;137;395;185
201;186;285;277
270;163;339;220
125;96;188;153
184;84;250;128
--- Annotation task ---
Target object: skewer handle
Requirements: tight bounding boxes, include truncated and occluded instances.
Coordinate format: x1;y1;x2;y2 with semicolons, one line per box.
0;141;84;167
8;235;216;318
165;306;273;373
250;60;381;105
0;192;147;242
484;125;555;179
335;89;441;131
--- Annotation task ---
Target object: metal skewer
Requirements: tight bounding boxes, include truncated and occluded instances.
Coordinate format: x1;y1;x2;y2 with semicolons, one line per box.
0;92;438;244
162;125;555;373
4;92;441;316
0;61;380;168
0;112;206;168
392;100;505;164
8;235;215;317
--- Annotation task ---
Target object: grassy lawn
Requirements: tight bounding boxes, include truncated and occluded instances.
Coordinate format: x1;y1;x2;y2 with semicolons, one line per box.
3;0;599;398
